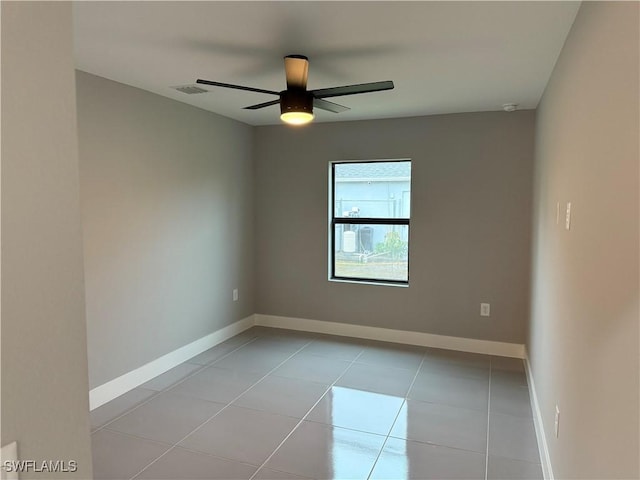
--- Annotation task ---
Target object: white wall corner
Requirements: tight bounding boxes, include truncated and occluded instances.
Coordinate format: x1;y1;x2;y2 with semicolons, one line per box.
89;315;256;410
254;314;525;358
524;348;555;480
1;441;19;480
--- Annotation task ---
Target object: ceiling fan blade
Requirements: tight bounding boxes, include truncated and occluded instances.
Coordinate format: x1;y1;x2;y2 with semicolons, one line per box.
284;55;309;90
311;80;394;99
244;99;281;110
313;98;350;113
196;79;279;96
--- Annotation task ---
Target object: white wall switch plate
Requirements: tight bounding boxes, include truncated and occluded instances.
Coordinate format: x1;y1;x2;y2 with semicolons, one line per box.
554;405;560;438
480;303;490;317
233;289;238;302
565;202;571;230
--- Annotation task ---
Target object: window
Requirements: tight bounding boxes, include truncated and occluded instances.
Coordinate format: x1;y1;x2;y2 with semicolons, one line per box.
329;160;411;285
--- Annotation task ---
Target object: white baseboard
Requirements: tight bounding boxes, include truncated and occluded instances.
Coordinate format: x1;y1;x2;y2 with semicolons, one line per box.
524;350;554;480
90;313;525;411
255;314;525;358
89;315;254;410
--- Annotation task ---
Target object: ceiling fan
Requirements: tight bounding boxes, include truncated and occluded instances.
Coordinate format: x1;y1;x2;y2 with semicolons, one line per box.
196;54;394;125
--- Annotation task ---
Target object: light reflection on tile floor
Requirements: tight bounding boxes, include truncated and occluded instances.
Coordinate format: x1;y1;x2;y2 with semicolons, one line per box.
91;327;543;479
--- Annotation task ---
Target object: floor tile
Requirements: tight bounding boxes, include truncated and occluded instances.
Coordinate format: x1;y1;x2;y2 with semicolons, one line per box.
233;375;328;418
370;437;486;479
408;372;489;411
271;352;352;384
252;468;311;480
264;421;385;479
489;413;540;463
423;348;491;369
490;381;533;418
135;447;256;479
487;455;543;480
225;328;262;344
186;342;243;366
140;363;202;391
90;329;542;480
168;366;262;403
492;369;528;386
255;327;317;340
419;360;489;381
212;346;293;375
92;429;170;480
300;338;365;361
356;344;424;371
91;388;158;430
179;406;298;465
335;362;417;397
390;399;487;453
491;356;526;373
105;392;225;445
248;335;312;353
307;386;404;435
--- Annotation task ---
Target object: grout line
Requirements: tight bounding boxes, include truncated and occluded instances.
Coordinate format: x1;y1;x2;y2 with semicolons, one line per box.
485;357;492;480
365;352;427;480
103;427;267;474
129;333;318;479
247;345;370;479
91;389;163;435
163;334;262;389
487;453;545;466
159;443;260;468
91;334;261;435
95;330;504;480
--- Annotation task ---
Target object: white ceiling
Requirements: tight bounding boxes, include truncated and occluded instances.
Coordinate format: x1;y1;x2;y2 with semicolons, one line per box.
73;1;580;126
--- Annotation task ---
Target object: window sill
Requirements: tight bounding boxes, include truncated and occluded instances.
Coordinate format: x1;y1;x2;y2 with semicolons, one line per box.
328;277;409;288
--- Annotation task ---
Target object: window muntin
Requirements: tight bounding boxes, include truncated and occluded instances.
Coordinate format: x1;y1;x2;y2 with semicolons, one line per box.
330;160;411;285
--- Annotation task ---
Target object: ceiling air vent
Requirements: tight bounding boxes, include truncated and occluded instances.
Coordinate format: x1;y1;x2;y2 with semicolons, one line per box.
172;85;209;95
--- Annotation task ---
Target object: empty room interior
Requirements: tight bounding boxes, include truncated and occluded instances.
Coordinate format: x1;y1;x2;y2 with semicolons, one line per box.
2;1;639;480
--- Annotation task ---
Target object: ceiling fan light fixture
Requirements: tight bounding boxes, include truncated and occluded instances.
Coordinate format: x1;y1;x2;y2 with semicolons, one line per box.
280;111;314;125
198;54;393;124
280;89;314;126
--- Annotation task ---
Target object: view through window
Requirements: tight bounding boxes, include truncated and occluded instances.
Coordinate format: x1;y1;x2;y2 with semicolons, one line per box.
330;160;411;284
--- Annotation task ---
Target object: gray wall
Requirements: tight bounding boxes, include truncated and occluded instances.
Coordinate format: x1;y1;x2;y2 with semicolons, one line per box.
529;2;639;478
1;2;93;478
76;72;254;388
254;111;535;344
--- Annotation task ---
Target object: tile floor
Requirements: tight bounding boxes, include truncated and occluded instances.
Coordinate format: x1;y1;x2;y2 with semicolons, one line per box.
91;327;543;480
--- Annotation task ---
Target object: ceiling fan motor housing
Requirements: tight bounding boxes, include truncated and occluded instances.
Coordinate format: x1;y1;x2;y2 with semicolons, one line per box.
197;54;393;123
280;89;313;115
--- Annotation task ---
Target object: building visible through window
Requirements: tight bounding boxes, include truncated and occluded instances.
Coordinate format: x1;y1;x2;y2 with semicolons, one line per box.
330;160;411;284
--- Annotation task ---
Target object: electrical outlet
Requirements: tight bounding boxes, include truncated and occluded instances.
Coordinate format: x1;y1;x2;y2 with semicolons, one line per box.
554;405;560;438
233;289;238;302
480;303;490;317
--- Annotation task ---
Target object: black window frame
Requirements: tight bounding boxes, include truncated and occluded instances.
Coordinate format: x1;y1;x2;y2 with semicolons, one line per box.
329;159;411;286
